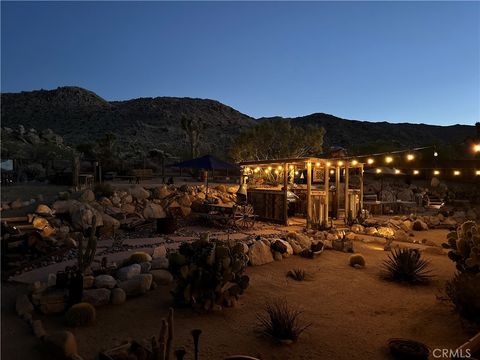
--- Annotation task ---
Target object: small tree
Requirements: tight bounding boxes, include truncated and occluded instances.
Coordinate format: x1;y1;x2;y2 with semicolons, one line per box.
181;115;205;158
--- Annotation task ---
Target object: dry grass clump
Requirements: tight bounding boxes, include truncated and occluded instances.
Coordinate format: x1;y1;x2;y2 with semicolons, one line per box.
286;268;310;281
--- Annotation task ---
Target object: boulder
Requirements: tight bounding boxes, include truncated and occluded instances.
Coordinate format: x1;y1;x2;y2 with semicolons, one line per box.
82;288;111;307
32;217;49;230
44;331;78;359
365;227;378;236
350;224;365;233
35;204;54;216
100;212;120;231
287;239;303;254
111;288;126;305
273;251;283;261
271;239;293;255
140;262;152;273
227;186;238;194
287;232;312;249
94;275;116;289
143;203;167;219
52;200;79;215
83;275;95;289
394;229;409;243
152;245;167;259
151;256;169;270
116;264;142;281
150;269;173;285
248;240;274;266
118;274;153;296
129;186;150;201
176;194;192;207
377;227;395;239
10;198;23;209
121;203;136;214
413;220;428;231
98;197;113;207
79;189;95;202
16;294;34;316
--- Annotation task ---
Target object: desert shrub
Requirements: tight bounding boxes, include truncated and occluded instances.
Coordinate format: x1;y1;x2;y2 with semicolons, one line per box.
256;298;311;343
446;273;480;324
381;248;432;284
65;302;96;326
94;183;114;198
287;268;308;281
442;221;480;274
349;253;366;268
169;238;249;310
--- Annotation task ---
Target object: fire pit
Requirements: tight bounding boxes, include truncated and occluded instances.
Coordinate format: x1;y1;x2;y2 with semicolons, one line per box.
388;338;429;360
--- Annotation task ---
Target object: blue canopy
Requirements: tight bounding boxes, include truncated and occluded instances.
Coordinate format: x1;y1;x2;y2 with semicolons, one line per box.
169;155;238;170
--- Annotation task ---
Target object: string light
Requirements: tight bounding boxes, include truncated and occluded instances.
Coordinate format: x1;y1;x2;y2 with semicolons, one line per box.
413;170;420;175
433;170;440;176
434;151;438;157
351;160;358;166
395;169;401;174
289;165;294;170
330;169;335;175
474;144;480;153
338;161;344;166
265;168;270;174
294;171;299;175
315;162;320;167
274;170;279;175
326;162;331;167
476;170;480;176
385;156;393;164
453;170;461;176
254;167;260;173
277;165;283;170
267;166;272;171
406;154;415;161
376;168;382;174
367;158;374;165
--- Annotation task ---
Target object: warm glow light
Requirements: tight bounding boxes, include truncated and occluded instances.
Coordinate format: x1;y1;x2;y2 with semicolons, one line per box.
289;165;294;170
326;162;331;167
254;167;260;173
277;165;283;170
351;160;358;166
294;171;299;175
474;144;480;153
406;154;415;161
434;151;438;157
367;158;374;165
413;170;420;175
245;167;251;172
315;162;320;167
268;166;272;171
476;170;480;176
433;170;440;176
453;170;461;176
376;168;382;174
329;169;335;175
338;161;344;166
395;169;401;174
265;169;270;173
274;170;279;175
385;156;393;164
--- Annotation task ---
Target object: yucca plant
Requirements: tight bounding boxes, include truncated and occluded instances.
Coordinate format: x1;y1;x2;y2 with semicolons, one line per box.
381;248;432;284
287;268;308;281
256;298;311;343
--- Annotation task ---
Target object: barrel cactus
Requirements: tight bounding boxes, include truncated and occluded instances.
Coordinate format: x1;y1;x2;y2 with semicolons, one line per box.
65;302;96;326
442;221;480;273
169;238;249;311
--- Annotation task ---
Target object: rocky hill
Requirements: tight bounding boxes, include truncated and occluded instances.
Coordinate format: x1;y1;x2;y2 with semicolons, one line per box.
1;87;474;158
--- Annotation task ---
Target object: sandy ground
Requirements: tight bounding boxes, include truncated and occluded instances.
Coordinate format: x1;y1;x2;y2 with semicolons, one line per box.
2;236;476;360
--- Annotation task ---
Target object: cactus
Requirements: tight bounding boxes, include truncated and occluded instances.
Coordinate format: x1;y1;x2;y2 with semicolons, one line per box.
349;253;366;268
126;252;152;265
169;237;249;310
77;215;98;273
65;302;96;326
442;220;480;274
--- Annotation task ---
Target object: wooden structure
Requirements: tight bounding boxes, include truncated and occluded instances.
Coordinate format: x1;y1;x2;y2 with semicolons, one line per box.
239;157;364;227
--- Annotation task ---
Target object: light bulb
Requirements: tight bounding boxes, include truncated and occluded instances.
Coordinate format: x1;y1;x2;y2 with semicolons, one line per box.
367;158;374;165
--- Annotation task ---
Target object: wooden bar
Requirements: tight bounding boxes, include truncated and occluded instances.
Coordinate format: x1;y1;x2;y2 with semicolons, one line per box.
360;164;364;213
306;161;312;229
283;163;288;226
335;166;340;219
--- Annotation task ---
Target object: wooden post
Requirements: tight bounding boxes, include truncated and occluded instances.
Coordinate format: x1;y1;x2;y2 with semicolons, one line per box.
360;164;364;213
335;165;341;219
324;162;329;224
306;161;312;229
72;156;80;189
344;163;350;223
283;163;288;226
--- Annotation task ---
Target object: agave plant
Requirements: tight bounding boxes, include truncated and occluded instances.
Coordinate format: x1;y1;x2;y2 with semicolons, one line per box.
381;248;432;284
256;298;311;343
286;268;308;281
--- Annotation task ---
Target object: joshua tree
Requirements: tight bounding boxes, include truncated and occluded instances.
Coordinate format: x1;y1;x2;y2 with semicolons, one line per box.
181;115;205;159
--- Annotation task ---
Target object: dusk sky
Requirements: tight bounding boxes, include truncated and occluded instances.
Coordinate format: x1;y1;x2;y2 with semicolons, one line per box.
1;1;479;126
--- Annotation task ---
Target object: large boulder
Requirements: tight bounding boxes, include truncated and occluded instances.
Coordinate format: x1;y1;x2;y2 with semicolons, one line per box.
287;232;312;249
248;240;274;266
413;219;428;231
100;212;120;231
121;203;136;214
377;227;395;239
152;245;167;259
118;274;153;296
271;239;293;255
69;203;103;231
150;269;173;285
116;264;142;281
287;238;303;254
32;217;49;230
394;229;410;243
129;186;150;201
94;275;117;289
82;288;111;307
152;186;171;199
35;204;54;216
79;189;95;202
143;203;167;219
